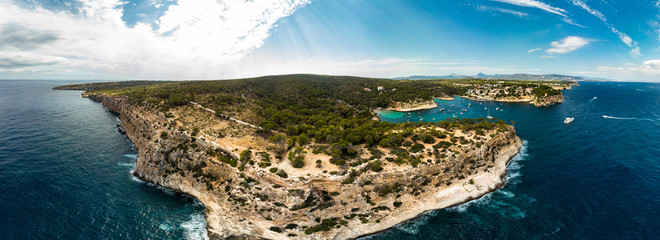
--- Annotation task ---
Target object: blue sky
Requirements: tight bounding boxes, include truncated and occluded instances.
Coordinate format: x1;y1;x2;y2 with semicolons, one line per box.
1;0;659;81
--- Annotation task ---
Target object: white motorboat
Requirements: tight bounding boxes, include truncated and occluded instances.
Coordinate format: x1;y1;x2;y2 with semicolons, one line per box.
564;117;574;124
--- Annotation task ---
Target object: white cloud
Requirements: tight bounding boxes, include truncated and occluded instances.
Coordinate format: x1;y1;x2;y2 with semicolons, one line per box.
491;0;584;27
491;0;567;17
540;55;554;58
528;47;541;52
0;0;310;79
546;36;591;54
588;60;660;81
643;60;660;70
472;5;528;18
569;0;641;57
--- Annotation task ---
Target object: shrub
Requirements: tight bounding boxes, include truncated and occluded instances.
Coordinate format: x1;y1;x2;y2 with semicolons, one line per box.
304;218;339;235
160;131;168;139
420;134;436;144
410;143;425;153
269;167;278;173
276;170;288;178
285;223;299;230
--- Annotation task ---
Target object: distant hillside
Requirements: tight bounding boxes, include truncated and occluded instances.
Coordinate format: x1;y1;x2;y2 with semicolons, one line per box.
394;73;583;82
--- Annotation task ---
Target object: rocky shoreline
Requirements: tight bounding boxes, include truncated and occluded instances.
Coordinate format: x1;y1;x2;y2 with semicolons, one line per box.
461;91;563;107
80;92;522;240
386;99;438;112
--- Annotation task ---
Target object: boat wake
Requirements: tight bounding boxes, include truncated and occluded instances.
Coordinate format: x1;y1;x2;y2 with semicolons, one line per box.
588;97;597;102
602;115;657;121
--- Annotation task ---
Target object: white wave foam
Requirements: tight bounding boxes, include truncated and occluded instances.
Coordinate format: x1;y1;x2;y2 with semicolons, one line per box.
155;185;175;195
394;210;438;235
122;154;138;159
499;190;515;198
505;140;528;185
446;140;528;213
447;191;495;213
181;212;209;240
118;162;136;167
159;223;175;231
129;167;145;183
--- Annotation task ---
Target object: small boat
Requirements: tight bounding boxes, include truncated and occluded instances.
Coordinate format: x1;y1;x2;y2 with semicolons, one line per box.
461;109;467;112
564;117;574;124
484;107;487;110
450;104;455;107
439;108;445;111
453;115;457;118
487;116;493;119
460;112;463;115
496;107;499;111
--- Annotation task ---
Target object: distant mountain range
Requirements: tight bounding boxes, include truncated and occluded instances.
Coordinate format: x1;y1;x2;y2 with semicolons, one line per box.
393;73;583;81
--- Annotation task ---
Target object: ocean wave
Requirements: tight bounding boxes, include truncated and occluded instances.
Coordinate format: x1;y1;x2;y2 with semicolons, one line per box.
118;162;136;167
181;212;209;240
122;154;138;159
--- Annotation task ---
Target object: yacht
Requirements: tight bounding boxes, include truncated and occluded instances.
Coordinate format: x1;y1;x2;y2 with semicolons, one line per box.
564;117;574;124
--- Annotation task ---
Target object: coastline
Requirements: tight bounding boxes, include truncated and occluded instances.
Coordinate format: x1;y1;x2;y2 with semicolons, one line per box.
343;135;522;239
384;97;453;112
81;92;523;240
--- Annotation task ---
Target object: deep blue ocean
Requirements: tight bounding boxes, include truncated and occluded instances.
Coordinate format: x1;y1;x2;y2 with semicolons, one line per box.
1;80;658;239
0;80;208;239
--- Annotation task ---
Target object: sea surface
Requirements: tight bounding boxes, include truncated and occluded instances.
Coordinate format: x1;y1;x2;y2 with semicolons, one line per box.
374;82;660;239
0;80;208;240
1;80;658;239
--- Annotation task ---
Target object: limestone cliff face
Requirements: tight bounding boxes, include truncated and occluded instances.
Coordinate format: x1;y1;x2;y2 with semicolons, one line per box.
531;92;563;107
87;94;246;239
84;93;522;240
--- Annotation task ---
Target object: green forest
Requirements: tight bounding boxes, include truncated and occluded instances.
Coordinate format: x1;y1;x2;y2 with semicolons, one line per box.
56;74;513;166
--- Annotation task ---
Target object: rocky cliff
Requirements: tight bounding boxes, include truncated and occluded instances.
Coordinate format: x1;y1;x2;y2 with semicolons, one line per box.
531;92;563;107
386;99;437;112
84;93;522;240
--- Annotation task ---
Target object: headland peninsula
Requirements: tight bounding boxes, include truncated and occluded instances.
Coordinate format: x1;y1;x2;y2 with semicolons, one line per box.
54;74;572;239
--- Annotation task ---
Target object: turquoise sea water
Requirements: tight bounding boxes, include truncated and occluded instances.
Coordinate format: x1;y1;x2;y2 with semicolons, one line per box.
1;80;658;239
